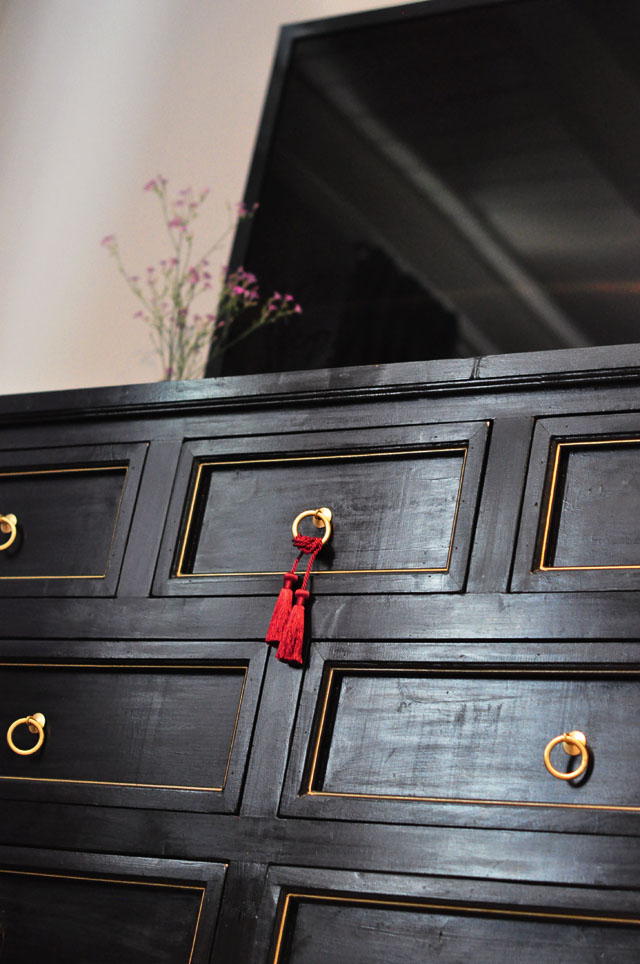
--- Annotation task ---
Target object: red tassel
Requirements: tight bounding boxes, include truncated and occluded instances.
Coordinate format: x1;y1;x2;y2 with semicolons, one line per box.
276;589;309;665
265;572;298;645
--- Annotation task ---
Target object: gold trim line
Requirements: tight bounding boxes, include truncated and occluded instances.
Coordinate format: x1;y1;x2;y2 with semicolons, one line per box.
0;868;208;964
538;437;640;572
0;463;129;581
0;662;247;793
304;665;640;813
176;446;468;578
273;892;640;962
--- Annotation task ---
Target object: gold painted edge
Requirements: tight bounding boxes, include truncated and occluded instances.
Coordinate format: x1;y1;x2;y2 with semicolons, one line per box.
304;665;640;813
0;866;209;964
188;888;207;964
273;892;640;962
176;447;468;578
0;662;247;793
305;789;640;813
538;437;640;572
0;866;204;890
0;463;130;581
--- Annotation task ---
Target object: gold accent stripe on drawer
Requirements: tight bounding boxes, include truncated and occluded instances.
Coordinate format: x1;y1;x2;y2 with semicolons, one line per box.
0;663;247;792
539;437;640;572
273;892;640;963
305;666;640;813
0;465;129;580
176;447;468;577
0;868;208;964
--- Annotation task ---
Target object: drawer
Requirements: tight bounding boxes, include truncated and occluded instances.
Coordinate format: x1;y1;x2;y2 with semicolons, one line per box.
513;413;640;591
0;849;225;964
0;647;266;812
0;443;147;595
256;867;640;964
154;421;488;595
281;641;640;833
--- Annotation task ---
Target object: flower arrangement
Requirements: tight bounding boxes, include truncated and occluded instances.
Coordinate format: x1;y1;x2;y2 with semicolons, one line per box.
101;176;301;380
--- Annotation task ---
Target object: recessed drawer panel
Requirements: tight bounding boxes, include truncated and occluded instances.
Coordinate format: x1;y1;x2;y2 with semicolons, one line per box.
282;642;640;833
0;443;146;595
0;852;225;964
260;868;640;964
155;422;488;595
0;651;265;812
271;889;640;964
513;414;640;591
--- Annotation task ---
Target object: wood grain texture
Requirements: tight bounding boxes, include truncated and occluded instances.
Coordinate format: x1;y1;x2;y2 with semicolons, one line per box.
466;416;534;592
514;413;640;590
0;467;126;576
1;354;640;960
0;871;202;964
0;646;266;814
187;450;465;575
547;443;640;567
254;866;640;964
0;847;226;964
117;439;183;597
1;665;244;788
154;421;487;596
7;590;640;640
277;897;640;964
281;640;640;834
314;670;637;806
0;443;146;597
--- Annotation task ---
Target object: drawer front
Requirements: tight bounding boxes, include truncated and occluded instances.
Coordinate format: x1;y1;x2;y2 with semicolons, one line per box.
0;852;225;964
282;642;640;832
155;422;488;595
0;650;266;812
0;443;146;595
257;868;640;964
273;898;640;964
513;413;640;591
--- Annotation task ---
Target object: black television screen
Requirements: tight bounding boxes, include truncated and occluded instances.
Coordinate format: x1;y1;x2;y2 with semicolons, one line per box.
208;0;640;376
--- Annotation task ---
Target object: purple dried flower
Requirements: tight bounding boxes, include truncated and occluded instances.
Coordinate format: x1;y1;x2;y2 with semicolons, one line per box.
102;180;300;380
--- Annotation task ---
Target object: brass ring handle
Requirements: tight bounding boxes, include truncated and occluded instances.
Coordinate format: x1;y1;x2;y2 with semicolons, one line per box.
0;514;17;551
6;713;46;756
292;507;333;545
543;730;588;781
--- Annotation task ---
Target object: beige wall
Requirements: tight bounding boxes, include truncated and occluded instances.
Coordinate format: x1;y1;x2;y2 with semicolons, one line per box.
0;0;411;396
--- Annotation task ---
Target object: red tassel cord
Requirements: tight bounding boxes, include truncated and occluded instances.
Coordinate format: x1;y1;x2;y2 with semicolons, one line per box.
276;589;310;664
265;534;323;665
265;572;298;644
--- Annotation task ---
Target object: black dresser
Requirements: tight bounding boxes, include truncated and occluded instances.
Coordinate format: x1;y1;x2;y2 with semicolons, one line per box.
2;346;640;962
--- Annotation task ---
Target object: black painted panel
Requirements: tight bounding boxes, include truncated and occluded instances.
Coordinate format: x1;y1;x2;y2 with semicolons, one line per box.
514;414;640;591
544;442;640;568
155;421;488;595
0;467;126;577
182;449;465;575
275;895;640;964
311;669;640;805
5;354;640;964
0;661;254;811
0;869;204;964
282;645;640;829
0;443;147;596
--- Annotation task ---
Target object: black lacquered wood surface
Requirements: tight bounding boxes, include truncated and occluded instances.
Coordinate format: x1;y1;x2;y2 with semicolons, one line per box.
0;345;640;960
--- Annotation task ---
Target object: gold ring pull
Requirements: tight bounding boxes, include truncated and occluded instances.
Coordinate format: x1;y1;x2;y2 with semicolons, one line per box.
0;514;17;551
6;713;46;756
543;730;588;781
291;507;333;545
